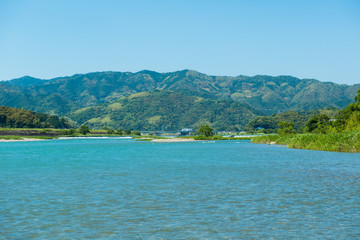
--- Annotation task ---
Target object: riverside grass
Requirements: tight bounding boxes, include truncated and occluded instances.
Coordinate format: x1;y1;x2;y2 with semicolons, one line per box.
0;135;23;140
252;132;360;152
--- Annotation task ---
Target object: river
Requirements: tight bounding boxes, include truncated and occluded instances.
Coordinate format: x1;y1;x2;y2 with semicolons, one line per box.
1;138;359;239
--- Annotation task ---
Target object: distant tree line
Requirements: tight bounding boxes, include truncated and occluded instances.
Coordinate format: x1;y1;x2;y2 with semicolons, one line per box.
63;125;142;136
245;108;338;134
0;106;71;128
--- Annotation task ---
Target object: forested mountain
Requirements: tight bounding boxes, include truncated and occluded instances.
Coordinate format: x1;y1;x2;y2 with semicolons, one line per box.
0;106;71;128
68;90;262;131
1;70;359;115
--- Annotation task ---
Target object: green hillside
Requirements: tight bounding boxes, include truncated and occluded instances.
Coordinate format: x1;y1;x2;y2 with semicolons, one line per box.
1;70;359;115
68;90;262;131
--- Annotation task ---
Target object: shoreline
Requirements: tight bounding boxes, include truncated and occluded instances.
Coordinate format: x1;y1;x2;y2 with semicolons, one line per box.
0;138;46;142
251;132;360;153
0;136;197;143
149;138;197;143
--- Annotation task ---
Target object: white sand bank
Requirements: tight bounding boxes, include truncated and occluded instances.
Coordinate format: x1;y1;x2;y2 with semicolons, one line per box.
0;138;45;142
151;138;197;143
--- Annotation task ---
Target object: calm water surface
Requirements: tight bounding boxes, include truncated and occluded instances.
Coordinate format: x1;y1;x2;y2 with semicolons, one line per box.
1;138;359;239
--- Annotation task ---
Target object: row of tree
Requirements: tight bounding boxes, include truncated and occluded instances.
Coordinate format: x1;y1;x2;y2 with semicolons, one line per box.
0;106;71;129
67;125;141;136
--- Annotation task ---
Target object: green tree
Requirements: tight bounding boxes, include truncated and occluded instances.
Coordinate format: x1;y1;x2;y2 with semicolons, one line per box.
115;129;123;135
59;118;69;128
47;115;61;128
132;131;141;136
106;128;115;134
198;124;214;136
61;128;76;135
278;121;296;135
305;114;330;133
79;125;90;135
124;129;131;135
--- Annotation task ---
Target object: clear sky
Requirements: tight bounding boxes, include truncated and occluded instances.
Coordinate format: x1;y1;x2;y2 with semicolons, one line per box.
0;0;359;84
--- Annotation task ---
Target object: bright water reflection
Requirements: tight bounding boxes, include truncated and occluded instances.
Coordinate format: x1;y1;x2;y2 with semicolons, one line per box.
1;138;359;239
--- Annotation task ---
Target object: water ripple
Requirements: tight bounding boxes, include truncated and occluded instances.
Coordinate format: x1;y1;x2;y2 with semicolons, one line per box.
1;139;359;239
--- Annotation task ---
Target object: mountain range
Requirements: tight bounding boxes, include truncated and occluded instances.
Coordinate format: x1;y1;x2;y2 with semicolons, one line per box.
0;70;359;130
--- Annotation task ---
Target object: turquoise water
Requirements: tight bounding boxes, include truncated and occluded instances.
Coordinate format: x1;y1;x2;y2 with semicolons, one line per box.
1;138;359;239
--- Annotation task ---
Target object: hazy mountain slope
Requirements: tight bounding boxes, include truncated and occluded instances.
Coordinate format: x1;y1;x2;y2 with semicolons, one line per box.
0;83;33;109
1;70;359;115
68;90;262;131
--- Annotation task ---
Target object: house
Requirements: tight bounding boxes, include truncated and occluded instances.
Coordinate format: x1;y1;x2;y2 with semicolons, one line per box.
180;128;193;136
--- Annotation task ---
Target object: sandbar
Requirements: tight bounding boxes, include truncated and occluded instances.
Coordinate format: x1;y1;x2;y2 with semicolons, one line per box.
0;138;45;142
151;138;196;143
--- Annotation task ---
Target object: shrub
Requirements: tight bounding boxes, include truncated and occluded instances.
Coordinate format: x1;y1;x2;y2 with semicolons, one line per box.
198;124;214;137
106;128;115;134
79;125;90;135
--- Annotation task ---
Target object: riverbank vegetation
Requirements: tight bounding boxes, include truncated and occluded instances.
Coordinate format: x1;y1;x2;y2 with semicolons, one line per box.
252;89;360;152
0;135;56;140
252;132;360;152
245;108;338;133
0;125;140;139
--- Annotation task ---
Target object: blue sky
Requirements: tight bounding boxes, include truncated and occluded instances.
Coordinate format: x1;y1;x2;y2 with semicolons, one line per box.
0;0;359;84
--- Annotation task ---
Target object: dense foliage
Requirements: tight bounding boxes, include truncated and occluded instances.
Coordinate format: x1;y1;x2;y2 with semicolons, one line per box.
252;132;360;152
68;90;261;131
278;121;296;135
78;125;90;135
1;70;358;116
245;108;338;133
253;90;360;135
305;89;360;133
252;89;360;152
198;124;214;136
0;106;71;128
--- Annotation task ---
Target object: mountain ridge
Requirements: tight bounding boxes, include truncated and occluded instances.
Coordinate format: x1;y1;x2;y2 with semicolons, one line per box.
0;70;359;116
3;69;355;86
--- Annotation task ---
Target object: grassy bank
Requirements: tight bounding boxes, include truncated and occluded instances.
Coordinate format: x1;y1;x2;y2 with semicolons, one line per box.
133;135;168;141
0;135;24;140
252;132;360;152
0;128;134;138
